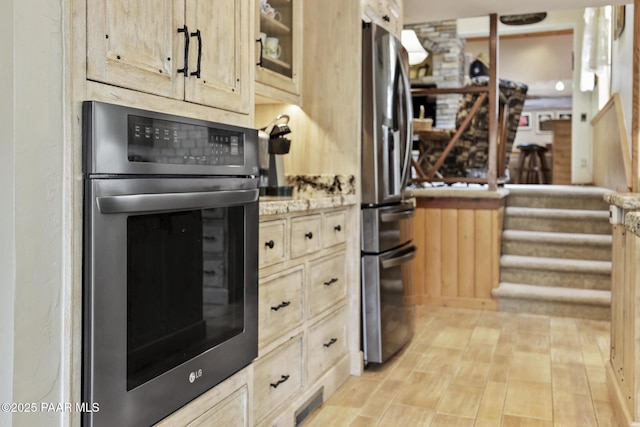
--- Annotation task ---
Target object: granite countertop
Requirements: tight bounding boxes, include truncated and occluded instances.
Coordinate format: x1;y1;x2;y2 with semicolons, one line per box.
603;192;640;210
625;212;640;237
407;186;509;199
259;174;357;216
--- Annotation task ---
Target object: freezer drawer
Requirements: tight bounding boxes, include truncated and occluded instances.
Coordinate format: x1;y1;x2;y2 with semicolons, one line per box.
361;201;415;253
362;243;416;364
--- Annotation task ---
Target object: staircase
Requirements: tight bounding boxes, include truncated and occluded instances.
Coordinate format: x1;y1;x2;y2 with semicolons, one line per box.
492;185;612;320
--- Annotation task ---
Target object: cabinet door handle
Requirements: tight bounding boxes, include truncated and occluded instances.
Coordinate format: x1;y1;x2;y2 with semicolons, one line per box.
256;38;264;67
269;374;290;388
265;240;275;249
305;232;313;239
323;278;338;286
177;25;189;75
270;301;290;311
190;29;202;78
334;225;342;232
323;338;338;348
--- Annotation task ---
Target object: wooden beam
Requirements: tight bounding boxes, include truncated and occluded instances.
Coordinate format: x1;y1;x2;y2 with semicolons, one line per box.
465;28;574;43
487;14;499;191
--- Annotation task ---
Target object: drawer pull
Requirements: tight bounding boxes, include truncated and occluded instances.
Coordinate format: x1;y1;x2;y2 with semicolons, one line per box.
270;374;290;389
334;225;342;232
323;278;338;286
265;240;275;249
270;301;291;311
323;338;338;348
305;232;313;239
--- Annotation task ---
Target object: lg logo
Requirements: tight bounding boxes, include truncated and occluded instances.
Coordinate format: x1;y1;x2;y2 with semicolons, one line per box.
189;369;203;384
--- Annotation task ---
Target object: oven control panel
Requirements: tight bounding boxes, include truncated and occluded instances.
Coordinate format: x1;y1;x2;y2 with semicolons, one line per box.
128;115;245;166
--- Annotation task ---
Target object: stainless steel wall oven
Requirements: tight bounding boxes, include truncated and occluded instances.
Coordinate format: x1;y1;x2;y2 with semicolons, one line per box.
82;101;259;426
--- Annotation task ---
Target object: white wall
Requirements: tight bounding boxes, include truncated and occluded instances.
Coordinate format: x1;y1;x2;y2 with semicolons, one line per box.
610;4;634;155
459;9;596;183
0;2;15;426
3;0;70;426
571;9;595;183
466;34;574;90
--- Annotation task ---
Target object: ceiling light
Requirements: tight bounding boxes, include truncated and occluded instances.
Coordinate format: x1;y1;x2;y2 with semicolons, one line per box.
555;80;565;91
401;30;429;65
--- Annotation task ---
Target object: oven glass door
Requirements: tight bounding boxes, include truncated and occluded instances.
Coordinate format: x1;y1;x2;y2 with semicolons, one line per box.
126;205;245;390
84;177;258;426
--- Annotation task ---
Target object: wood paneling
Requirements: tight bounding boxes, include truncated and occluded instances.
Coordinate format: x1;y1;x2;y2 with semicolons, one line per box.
410;199;505;309
549;119;572;185
591;93;632;191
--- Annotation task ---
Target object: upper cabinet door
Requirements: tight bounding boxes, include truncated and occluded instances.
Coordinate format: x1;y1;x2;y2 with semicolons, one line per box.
256;0;301;104
185;0;252;114
361;0;402;37
87;0;185;100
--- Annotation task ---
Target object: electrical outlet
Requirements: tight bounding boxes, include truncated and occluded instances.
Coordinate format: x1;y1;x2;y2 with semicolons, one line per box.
581;159;587;168
610;205;625;225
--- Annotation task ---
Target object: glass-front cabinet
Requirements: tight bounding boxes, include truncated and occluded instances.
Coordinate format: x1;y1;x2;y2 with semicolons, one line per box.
256;0;301;104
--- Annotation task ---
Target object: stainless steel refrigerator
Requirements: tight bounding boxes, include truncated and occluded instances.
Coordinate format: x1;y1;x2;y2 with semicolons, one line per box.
361;22;416;364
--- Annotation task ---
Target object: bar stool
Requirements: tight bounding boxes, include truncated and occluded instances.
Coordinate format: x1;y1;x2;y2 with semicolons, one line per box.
516;143;549;184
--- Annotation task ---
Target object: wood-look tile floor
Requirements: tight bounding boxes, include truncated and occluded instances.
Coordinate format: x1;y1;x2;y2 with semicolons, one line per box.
303;306;618;427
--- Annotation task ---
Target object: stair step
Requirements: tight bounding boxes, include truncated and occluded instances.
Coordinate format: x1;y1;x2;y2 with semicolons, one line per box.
505;206;610;220
497;186;613;320
504;207;611;234
502;230;612;261
501;255;611;273
500;255;611;290
493;282;611;305
503;229;612;245
492;282;611;320
505;185;611;210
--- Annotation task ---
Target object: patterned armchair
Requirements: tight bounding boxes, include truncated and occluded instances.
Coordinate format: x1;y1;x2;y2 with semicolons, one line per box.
414;77;528;181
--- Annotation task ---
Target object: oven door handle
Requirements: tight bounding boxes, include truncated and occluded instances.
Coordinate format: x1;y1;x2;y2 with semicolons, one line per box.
379;245;416;269
96;189;259;214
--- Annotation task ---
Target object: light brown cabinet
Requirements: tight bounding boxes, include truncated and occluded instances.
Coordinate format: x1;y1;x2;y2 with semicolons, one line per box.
255;0;302;103
256;207;350;425
87;0;251;114
361;0;403;36
155;368;250;427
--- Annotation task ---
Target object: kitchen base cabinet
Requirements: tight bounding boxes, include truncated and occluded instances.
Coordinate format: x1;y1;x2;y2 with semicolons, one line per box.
259;267;304;347
307;306;348;385
256;206;355;425
253;336;304;422
155;368;251;427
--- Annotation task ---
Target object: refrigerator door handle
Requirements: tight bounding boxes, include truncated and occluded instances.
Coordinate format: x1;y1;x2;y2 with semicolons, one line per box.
380;205;415;223
380;245;417;269
398;50;414;190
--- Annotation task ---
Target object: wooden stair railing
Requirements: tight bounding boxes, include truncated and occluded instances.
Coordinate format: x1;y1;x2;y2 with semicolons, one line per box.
410;86;513;186
410;14;501;189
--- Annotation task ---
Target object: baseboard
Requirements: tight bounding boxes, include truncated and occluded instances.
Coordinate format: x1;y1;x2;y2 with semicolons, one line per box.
416;295;498;310
350;350;364;376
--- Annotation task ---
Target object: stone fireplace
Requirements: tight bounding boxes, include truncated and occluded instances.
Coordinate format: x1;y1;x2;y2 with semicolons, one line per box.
405;20;467;129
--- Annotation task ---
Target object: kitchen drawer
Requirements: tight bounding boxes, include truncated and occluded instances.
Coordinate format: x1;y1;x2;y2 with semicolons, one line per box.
308;252;347;318
259;267;304;347
307;307;348;385
185;386;248;427
253;336;303;422
290;214;321;258
322;210;347;248
259;219;286;268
